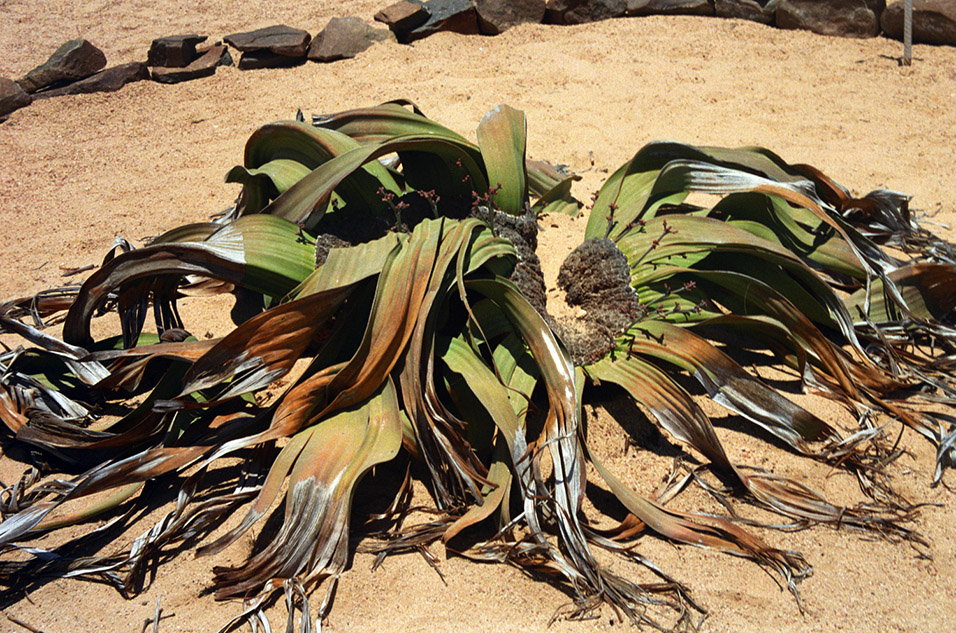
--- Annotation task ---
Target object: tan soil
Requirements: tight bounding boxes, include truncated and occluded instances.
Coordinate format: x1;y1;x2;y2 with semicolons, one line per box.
1;3;955;632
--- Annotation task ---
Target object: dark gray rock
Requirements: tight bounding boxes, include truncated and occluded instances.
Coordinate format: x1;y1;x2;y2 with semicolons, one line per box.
216;45;235;68
776;0;885;38
18;39;107;94
151;46;232;83
545;0;628;24
882;0;956;46
308;17;394;62
224;25;311;56
34;62;148;99
714;0;774;24
1;76;32;117
375;1;431;40
476;0;547;34
407;0;481;42
237;50;307;70
626;0;715;17
147;34;208;68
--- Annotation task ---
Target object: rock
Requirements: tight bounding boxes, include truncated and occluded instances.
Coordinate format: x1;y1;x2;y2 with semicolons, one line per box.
237;50;306;70
374;1;431;40
476;0;547;34
406;0;481;42
17;39;107;94
151;46;232;84
545;0;628;24
33;62;149;99
215;45;235;68
714;0;774;24
626;0;715;17
1;76;32;117
882;0;956;46
147;34;208;68
775;0;885;38
224;25;311;57
308;17;394;62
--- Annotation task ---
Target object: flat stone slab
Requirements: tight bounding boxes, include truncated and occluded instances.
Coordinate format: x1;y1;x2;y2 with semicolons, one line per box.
224;25;311;57
18;39;107;94
147;34;208;68
308;17;393;62
35;62;149;99
237;50;307;70
1;76;32;117
151;46;232;84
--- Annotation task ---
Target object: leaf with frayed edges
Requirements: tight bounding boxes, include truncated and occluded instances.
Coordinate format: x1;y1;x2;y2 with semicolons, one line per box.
585;353;915;536
846;263;956;324
211;378;402;599
620;320;838;451
169;284;355;408
587;448;810;600
63;215;315;347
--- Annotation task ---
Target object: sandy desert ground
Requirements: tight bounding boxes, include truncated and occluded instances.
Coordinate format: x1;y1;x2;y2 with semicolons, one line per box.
1;2;956;632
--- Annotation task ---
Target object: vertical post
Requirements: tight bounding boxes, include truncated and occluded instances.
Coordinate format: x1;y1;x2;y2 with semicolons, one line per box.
903;0;913;66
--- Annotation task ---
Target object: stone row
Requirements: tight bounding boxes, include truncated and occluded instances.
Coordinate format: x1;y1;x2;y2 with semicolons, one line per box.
0;17;394;119
3;1;954;120
373;0;954;43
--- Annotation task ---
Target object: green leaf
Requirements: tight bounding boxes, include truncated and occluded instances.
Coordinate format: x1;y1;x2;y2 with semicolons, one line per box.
225;159;312;214
291;232;403;299
476;105;528;215
262;135;489;232
237;120;401;217
313;101;470;146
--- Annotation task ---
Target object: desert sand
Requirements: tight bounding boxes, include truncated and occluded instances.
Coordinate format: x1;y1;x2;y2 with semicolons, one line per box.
1;2;955;632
